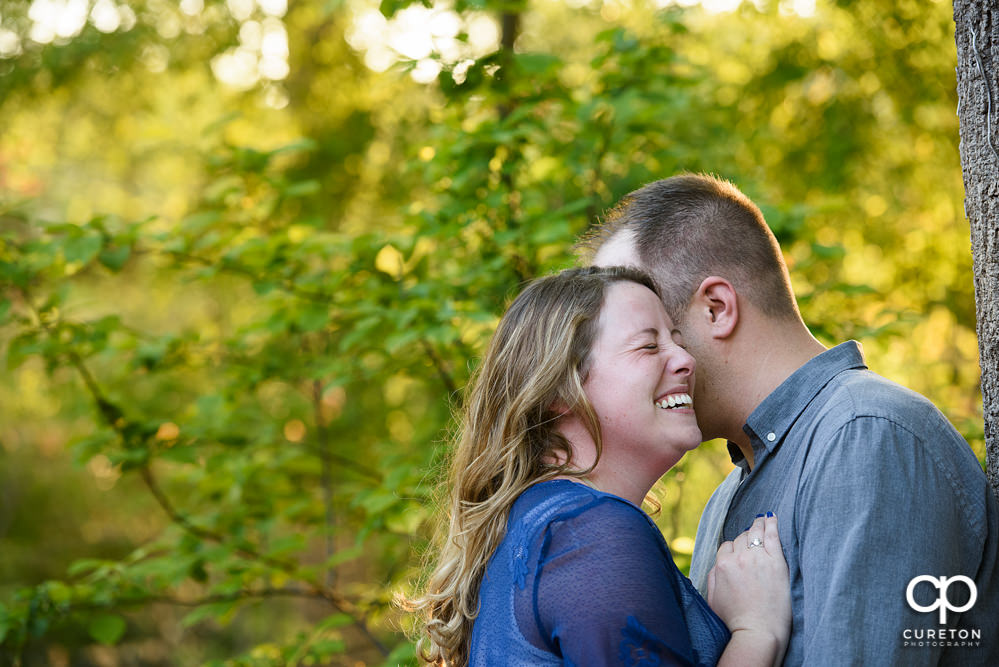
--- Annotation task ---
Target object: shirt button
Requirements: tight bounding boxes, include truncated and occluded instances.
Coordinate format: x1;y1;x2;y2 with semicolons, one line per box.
766;432;776;442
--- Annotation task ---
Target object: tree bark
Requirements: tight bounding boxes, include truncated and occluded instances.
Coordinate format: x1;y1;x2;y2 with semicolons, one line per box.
955;0;999;498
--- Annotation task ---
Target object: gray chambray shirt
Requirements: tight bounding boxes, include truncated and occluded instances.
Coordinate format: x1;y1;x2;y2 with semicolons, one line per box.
688;341;999;666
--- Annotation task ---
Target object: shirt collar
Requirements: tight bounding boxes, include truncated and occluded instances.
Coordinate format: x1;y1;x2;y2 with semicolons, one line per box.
726;440;751;473
739;341;868;461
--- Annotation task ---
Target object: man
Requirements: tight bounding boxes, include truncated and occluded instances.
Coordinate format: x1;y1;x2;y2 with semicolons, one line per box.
586;173;999;665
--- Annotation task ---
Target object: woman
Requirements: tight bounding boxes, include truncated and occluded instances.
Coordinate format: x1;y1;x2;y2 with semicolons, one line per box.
409;266;789;666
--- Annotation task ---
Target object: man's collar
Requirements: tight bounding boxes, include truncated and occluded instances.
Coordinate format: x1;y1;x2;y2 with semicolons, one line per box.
726;440;751;471
733;341;868;463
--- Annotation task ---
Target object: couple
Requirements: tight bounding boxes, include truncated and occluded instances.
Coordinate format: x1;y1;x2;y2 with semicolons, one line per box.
411;174;999;665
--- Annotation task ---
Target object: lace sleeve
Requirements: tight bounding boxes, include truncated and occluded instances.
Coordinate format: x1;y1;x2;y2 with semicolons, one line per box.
532;498;697;667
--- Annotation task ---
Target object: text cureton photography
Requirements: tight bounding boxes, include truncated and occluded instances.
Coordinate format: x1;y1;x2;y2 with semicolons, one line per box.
902;628;982;649
902;575;984;649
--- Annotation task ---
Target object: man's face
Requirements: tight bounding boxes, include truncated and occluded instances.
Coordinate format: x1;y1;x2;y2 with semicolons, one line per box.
592;232;721;439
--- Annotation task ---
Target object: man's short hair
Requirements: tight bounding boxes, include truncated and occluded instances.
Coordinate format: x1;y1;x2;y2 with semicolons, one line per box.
583;173;799;325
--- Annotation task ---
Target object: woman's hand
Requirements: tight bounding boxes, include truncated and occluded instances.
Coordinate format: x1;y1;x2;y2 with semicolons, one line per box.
708;514;791;667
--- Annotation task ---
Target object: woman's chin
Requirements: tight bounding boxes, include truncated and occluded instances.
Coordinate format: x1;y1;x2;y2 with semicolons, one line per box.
677;427;704;452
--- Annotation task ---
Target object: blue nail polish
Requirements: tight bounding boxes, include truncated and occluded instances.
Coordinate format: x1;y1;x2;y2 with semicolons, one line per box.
744;525;751;532
766;511;774;518
755;513;765;518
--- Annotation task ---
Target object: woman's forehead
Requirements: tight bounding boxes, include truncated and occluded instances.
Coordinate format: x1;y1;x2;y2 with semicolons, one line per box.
596;282;671;338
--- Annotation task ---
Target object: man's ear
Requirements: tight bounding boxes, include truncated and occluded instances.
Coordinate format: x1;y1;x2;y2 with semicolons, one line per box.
692;276;738;339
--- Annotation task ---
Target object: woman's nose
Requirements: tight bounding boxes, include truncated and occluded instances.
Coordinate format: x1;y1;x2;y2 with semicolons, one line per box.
667;347;694;377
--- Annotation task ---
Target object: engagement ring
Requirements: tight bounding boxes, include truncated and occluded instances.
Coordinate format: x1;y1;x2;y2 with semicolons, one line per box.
748;538;764;549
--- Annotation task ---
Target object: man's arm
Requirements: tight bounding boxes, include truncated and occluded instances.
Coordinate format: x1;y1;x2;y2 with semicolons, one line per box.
794;417;986;666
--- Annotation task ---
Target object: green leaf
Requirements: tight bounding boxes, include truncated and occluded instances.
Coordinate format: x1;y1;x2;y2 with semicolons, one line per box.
270;138;319;156
67;558;105;577
322;545;363;569
70;431;117;465
284;180;321;198
252;280;278;295
296;304;330;332
356;490;397;514
98;245;131;272
828;282;877;296
309;638;346;656
386;502;429;534
136;340;168;369
810;242;846;259
266;534;305;556
6;331;42;370
87;613;126;645
529;218;571;245
63;233;103;265
180;211;221;233
385;328;421;353
189;559;208;583
158;445;199;464
181;601;237;627
0;605;8;644
514;53;561;75
316;613;353;631
385;640;418;664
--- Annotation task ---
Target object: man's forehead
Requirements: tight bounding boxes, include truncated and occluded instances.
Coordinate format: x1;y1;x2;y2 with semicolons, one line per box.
591;230;640;268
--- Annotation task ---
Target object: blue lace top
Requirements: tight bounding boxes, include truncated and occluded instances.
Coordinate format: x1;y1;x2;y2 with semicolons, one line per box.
468;480;730;666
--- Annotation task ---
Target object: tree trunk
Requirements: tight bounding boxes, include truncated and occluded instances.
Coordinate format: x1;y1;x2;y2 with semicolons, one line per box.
955;0;999;498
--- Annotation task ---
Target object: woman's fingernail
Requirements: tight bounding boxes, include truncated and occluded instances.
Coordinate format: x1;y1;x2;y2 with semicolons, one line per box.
766;511;775;518
744;525;751;532
755;513;765;518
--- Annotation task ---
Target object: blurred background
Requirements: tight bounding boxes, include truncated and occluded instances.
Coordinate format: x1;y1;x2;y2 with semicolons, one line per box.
0;0;979;664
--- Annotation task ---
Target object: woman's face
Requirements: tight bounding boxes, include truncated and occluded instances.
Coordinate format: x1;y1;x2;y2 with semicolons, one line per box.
582;281;701;471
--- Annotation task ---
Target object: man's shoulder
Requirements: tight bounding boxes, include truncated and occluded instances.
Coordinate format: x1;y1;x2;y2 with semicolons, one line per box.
797;368;987;505
794;367;983;485
825;367;930;409
811;367;958;436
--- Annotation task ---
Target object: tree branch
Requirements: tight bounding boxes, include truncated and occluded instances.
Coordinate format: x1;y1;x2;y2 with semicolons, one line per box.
60;339;388;656
76;586;327;610
314;378;337;589
152;247;458;409
155;248;333;304
420;338;458;397
138;465;388;655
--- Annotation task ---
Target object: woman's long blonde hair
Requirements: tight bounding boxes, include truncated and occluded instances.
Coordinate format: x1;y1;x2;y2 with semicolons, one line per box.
407;266;659;666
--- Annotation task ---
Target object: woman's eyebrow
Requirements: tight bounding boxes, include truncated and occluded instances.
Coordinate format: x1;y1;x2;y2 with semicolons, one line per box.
624;327;659;343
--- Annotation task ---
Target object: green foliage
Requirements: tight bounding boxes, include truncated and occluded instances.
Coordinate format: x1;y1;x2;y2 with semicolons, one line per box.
0;0;981;663
87;614;127;645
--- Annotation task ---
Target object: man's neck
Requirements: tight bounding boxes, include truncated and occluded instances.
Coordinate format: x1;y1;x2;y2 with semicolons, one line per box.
723;322;826;470
731;434;755;469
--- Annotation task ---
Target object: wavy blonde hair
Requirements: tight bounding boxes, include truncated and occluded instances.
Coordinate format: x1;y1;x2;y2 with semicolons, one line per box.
406;266;659;666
